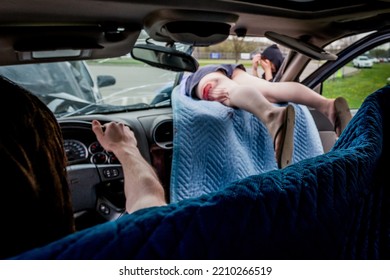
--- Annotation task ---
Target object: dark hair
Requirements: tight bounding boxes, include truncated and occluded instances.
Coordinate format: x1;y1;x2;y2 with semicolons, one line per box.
185;64;246;98
261;44;284;71
0;76;74;259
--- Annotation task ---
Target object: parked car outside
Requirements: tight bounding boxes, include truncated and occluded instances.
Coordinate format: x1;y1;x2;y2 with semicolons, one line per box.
352;55;373;68
0;61;116;116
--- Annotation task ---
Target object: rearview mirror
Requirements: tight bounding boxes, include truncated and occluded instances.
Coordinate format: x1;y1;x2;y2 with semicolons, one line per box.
131;44;199;72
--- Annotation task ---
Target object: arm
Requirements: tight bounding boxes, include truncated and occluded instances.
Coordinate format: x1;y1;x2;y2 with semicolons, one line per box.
260;59;274;81
91;120;166;214
251;54;261;77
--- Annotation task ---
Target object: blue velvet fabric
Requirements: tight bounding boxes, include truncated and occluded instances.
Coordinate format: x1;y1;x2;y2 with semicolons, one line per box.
10;85;390;259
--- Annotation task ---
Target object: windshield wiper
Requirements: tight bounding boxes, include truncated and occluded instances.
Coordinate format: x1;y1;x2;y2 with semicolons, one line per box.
57;102;151;118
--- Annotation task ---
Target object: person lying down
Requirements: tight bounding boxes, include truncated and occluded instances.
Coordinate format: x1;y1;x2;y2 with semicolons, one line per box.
185;64;352;168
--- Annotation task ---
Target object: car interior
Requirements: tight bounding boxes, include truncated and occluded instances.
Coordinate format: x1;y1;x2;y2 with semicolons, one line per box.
1;0;390;259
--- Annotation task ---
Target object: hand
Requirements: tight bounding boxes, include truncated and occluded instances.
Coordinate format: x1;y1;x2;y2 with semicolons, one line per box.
251;54;261;77
92;120;166;214
251;54;261;68
91;120;137;158
207;87;231;105
260;58;274;81
260;58;272;71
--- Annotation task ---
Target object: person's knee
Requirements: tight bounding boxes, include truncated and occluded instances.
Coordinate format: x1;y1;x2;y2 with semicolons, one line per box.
231;68;249;80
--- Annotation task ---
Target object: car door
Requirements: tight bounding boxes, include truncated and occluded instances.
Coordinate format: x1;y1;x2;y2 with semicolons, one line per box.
303;29;390;109
300;29;390;152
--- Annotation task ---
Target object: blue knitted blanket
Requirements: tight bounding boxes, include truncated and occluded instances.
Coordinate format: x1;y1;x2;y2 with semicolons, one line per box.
170;77;324;202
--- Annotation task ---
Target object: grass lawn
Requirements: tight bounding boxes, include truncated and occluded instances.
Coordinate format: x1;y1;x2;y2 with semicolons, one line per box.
322;63;390;108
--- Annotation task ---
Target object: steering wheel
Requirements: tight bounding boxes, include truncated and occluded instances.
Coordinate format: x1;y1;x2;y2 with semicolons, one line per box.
60;120;126;225
67;163;126;221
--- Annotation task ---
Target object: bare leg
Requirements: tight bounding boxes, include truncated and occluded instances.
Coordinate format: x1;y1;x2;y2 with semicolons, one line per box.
227;86;295;168
232;69;339;127
203;75;294;167
201;72;288;143
227;85;287;141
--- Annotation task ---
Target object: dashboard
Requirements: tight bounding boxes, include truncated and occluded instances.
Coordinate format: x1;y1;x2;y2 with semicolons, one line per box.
58;108;174;230
62;122;120;166
64;139;120;165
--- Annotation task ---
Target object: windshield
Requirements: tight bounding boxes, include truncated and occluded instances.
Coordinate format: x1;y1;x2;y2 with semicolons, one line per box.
0;31;192;118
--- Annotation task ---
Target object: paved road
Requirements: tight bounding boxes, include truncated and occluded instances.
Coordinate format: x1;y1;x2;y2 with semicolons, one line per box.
88;64;177;104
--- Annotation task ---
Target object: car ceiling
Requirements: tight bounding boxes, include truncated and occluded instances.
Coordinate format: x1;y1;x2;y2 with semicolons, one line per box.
0;0;389;64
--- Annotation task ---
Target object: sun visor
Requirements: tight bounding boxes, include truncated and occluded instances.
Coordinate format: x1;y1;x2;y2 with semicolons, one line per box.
265;31;338;61
144;10;238;46
0;24;141;65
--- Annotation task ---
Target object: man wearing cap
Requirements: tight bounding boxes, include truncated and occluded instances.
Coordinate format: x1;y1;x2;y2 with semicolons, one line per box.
252;44;284;81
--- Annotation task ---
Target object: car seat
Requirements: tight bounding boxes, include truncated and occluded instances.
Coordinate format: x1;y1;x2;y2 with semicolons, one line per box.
11;85;390;260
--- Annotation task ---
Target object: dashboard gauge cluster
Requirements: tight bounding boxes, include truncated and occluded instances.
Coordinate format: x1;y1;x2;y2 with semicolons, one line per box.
64;139;88;164
64;139;120;165
89;141;120;164
60;120;124;166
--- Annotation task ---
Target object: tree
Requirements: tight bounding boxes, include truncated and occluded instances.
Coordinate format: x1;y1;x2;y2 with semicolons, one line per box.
231;36;245;63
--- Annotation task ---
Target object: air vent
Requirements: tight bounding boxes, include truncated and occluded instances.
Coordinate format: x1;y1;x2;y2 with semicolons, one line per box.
152;119;173;149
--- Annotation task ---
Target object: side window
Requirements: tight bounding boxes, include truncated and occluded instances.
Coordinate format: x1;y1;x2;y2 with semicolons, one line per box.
321;42;390;110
